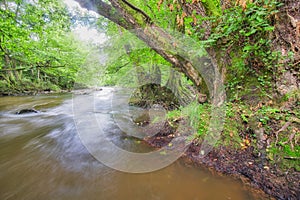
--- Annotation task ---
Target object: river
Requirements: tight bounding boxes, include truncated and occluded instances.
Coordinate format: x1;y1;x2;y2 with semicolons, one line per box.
0;88;260;200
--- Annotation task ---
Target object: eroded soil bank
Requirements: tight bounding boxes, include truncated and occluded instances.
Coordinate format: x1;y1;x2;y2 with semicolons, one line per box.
145;123;300;200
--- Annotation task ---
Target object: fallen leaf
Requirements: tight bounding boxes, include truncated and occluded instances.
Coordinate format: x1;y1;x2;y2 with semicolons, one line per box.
168;4;174;11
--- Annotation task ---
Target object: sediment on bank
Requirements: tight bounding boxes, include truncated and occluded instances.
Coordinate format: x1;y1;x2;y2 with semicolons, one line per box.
145;122;300;200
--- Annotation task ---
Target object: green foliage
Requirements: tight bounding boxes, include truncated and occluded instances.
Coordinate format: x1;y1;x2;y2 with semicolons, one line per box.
201;0;284;99
0;0;86;93
75;47;105;87
167;101;211;138
167;109;181;120
99;27;173;86
131;0;177;29
256;105;279;125
180;101;210;137
206;1;281;46
267;144;300;171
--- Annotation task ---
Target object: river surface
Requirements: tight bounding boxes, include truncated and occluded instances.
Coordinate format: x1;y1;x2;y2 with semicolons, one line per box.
0;88;260;200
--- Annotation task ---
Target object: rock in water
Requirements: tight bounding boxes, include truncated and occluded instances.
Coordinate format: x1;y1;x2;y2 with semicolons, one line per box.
132;110;150;126
16;109;39;115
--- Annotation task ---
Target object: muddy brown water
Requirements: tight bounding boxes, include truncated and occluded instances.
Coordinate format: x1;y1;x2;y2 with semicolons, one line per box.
0;88;261;200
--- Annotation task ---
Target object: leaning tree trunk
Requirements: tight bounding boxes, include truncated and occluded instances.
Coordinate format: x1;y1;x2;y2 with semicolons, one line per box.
75;0;204;92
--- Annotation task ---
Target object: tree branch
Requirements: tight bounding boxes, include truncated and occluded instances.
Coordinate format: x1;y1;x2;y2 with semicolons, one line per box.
75;0;133;29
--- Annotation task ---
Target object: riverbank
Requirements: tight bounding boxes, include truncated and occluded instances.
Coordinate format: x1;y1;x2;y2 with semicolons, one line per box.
0;85;98;96
145;121;299;200
2;87;299;199
0;88;70;96
1;88;264;200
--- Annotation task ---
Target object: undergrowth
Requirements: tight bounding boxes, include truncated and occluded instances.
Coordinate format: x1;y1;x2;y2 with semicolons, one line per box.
167;89;300;170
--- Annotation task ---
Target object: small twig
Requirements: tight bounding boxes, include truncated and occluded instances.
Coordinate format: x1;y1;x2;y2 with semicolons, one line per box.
284;156;300;160
287;12;298;28
285;132;295;150
275;121;291;145
291;60;300;67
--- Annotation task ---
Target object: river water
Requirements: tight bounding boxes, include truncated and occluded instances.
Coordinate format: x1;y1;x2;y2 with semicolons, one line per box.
0;88;260;200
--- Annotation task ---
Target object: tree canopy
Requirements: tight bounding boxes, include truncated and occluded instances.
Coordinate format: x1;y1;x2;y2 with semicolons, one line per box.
0;0;87;94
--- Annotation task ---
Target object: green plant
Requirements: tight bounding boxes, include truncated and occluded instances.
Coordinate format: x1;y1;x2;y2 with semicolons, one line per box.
267;143;300;171
241;114;249;123
202;0;284;99
167;109;181;120
180;101;211;137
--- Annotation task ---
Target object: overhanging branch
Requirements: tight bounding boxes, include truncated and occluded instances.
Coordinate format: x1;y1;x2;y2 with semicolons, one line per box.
74;0;204;90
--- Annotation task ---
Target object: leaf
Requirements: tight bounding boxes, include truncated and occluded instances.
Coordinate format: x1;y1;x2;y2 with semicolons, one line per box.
168;4;174;11
245;29;257;36
243;45;253;52
263;26;274;31
192;14;197;25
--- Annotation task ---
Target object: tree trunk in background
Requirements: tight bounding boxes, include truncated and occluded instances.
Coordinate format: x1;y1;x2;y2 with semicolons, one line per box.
166;68;195;105
150;64;161;85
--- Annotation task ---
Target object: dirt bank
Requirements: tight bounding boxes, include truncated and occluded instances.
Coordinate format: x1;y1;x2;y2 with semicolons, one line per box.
145;123;300;200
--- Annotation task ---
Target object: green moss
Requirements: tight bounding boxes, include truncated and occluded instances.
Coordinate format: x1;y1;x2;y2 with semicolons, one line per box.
119;1;148;28
221;103;244;147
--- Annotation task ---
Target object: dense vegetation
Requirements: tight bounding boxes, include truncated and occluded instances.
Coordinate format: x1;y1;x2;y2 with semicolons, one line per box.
0;0;87;94
75;0;299;172
1;0;299;195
